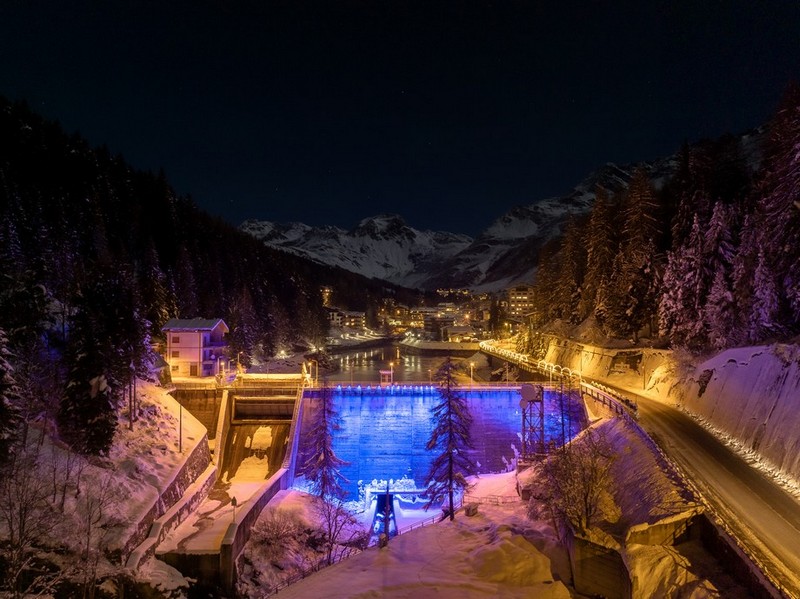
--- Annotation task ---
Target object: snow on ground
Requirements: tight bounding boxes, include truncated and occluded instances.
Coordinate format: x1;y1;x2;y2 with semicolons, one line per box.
235;414;750;599
2;379;208;558
240;471;572;599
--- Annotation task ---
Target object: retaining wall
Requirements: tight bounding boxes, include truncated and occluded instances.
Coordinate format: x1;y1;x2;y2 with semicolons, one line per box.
114;428;212;563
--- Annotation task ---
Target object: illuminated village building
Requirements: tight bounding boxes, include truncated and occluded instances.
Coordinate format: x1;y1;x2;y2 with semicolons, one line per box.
161;318;229;377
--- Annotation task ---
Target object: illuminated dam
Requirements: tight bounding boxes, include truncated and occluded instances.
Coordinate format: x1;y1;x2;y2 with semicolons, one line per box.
295;384;586;498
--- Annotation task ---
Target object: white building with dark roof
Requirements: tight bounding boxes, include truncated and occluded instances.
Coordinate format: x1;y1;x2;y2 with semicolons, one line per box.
161;318;229;377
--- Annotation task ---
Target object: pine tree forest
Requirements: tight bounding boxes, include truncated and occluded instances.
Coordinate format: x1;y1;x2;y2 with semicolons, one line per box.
0;97;409;458
521;83;800;356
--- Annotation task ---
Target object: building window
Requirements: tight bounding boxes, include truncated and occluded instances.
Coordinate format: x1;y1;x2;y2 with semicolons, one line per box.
171;365;179;372
172;335;180;343
172;351;180;358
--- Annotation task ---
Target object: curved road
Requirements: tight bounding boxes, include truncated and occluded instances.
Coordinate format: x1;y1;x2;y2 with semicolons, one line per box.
626;389;800;597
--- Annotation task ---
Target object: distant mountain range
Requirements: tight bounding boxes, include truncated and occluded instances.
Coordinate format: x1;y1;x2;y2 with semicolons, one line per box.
241;131;762;292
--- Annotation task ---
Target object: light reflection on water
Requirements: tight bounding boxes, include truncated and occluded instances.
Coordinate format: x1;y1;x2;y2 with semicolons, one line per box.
325;344;450;384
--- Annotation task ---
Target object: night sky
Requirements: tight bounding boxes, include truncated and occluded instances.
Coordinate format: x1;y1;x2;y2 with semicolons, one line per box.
1;1;798;237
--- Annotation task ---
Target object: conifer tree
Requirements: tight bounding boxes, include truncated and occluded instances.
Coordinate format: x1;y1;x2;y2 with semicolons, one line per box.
659;216;706;350
553;215;586;324
747;248;783;343
227;286;260;367
0;328;22;465
756;83;800;330
58;307;118;455
704;268;736;350
579;188;616;321
424;357;476;521
300;384;349;501
605;169;661;341
731;211;761;340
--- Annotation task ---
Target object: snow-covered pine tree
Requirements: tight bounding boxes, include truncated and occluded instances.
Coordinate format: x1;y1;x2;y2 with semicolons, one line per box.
171;245;198;318
604;169;661;341
579;188;617;321
747;248;783;343
699;202;737;349
0;328;22;465
756;83;800;331
227;286;260;367
530;238;561;326
137;240;175;336
731;211;761;340
704;202;736;279
300;384;349;501
704;268;737;350
58;307;118;455
424;356;476;521
659;215;707;350
553;214;586;324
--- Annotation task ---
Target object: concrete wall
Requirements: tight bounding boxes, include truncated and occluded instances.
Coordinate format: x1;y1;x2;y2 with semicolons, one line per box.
696;513;783;599
568;530;631;599
126;464;217;570
220;468;290;591
213;389;233;466
625;509;701;546
672;345;800;483
114;430;212;563
219;385;306;592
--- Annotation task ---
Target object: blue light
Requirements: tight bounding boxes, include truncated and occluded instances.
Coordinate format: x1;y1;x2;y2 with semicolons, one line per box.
297;387;585;498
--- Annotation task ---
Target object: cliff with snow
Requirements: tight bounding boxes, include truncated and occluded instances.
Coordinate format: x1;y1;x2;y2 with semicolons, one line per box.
539;336;800;484
671;345;800;482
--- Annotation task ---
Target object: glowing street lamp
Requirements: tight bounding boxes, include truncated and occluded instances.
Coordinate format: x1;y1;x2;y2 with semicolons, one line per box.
428;368;432;385
389;361;394;385
310;359;318;387
469;361;474;387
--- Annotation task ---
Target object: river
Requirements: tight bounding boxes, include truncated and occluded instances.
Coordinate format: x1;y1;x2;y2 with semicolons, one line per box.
323;343;468;384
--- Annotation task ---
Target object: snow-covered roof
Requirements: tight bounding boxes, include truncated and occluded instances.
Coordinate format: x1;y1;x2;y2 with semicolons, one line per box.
161;318;229;332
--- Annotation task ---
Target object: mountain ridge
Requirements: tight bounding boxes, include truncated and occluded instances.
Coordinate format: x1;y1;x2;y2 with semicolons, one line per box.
241;130;763;292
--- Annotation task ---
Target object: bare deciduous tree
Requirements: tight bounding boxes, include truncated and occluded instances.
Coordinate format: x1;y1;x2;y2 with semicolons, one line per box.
528;426;616;537
0;438;70;598
314;496;368;566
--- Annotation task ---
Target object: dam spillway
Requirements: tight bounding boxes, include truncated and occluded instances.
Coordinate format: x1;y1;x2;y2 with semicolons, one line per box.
295;385;585;497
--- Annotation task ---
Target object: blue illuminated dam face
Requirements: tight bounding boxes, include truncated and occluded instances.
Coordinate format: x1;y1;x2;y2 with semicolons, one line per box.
295;385;586;498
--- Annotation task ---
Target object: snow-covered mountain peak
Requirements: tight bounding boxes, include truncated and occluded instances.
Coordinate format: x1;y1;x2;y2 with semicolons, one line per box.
350;213;416;241
240;131;760;292
240;214;473;287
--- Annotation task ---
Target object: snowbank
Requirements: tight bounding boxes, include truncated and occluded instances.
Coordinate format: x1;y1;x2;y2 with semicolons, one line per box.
267;501;571;599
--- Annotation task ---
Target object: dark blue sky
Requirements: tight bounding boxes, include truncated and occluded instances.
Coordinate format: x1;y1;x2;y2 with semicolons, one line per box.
1;1;798;236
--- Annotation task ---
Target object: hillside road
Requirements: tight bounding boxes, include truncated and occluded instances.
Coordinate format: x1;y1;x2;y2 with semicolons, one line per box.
626;389;800;597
